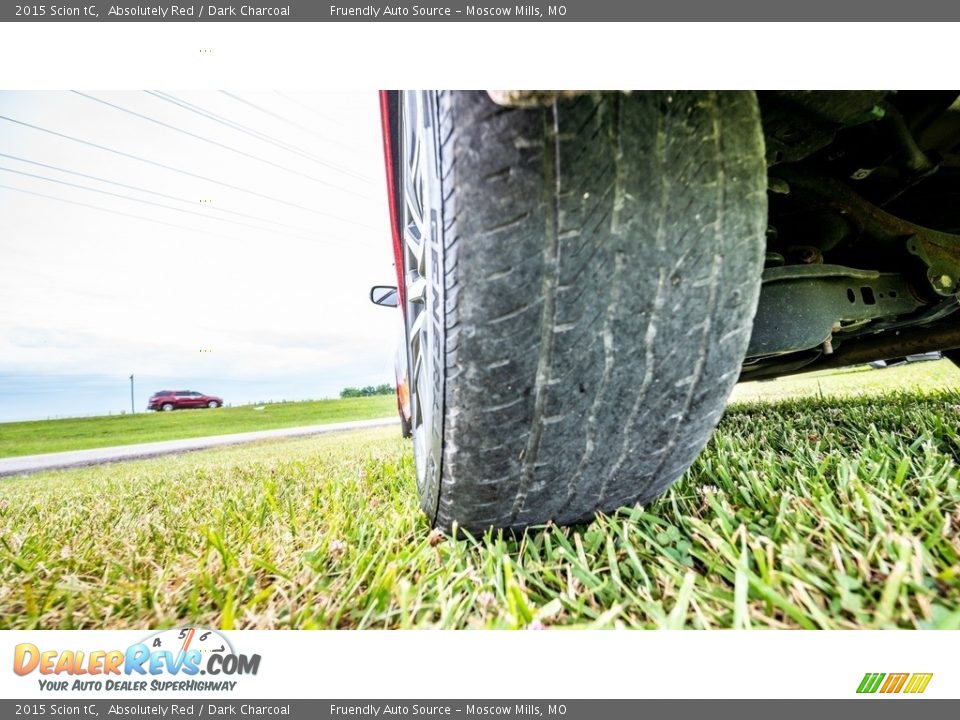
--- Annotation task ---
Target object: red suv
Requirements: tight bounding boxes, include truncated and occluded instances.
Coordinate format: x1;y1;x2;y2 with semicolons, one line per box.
148;390;223;412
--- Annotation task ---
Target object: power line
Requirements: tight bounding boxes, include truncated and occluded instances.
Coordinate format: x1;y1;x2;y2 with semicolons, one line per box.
72;91;376;201
0;114;380;231
0;151;332;238
0;181;372;250
0;165;331;243
224;91;364;152
151;90;369;180
275;91;351;129
146;91;373;183
0;182;213;236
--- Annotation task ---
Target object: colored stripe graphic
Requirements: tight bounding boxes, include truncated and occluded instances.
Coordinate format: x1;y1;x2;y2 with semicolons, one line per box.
903;674;933;694
881;673;909;693
857;673;885;693
857;672;932;694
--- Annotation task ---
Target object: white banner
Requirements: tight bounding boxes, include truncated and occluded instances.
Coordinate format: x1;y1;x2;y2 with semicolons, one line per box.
2;630;955;699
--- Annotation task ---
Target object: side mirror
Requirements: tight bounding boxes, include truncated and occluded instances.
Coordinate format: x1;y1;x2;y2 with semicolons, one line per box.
370;285;399;308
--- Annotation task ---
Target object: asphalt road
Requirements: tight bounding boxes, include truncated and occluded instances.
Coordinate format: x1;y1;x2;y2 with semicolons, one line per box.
0;417;400;477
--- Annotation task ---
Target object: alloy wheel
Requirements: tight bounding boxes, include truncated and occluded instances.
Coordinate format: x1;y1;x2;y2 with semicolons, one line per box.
400;90;444;514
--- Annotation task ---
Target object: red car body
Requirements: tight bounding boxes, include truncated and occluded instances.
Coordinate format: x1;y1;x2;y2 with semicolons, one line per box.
147;390;223;411
379;90;405;305
379;90;412;432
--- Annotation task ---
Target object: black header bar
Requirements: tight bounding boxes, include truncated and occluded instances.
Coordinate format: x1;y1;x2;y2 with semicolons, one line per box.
3;0;960;21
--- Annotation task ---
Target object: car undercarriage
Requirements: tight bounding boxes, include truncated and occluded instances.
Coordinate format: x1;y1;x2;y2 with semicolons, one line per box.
744;90;960;380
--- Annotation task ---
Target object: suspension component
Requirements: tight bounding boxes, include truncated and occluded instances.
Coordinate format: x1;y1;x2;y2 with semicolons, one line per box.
746;264;923;358
773;169;960;297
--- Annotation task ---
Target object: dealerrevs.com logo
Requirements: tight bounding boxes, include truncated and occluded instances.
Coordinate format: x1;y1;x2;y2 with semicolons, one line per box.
13;627;260;693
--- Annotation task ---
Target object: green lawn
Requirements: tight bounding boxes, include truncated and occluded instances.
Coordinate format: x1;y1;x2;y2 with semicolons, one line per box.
0;395;396;458
731;357;960;404
1;388;958;629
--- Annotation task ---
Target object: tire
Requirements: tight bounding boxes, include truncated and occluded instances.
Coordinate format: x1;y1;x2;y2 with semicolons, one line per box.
161;403;174;412
208;400;219;408
943;349;960;368
400;91;767;532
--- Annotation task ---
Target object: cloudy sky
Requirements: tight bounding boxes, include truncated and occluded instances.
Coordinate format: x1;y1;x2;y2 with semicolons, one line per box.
0;91;398;422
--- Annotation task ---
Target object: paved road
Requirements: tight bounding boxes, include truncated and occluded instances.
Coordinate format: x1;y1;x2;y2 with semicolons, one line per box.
0;416;399;477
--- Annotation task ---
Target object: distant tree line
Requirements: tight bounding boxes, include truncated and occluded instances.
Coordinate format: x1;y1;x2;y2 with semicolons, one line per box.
340;384;394;398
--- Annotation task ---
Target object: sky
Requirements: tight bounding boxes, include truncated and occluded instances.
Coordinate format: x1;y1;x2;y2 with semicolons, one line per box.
0;91;399;422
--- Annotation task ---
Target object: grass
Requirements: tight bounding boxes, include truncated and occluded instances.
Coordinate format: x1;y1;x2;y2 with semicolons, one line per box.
731;357;960;404
0;395;396;458
0;385;958;629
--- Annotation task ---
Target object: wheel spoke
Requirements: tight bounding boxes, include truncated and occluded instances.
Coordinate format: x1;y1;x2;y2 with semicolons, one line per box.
411;352;424;425
407;276;427;304
409;310;424;353
403;221;423;264
404;174;424;233
399;90;441;498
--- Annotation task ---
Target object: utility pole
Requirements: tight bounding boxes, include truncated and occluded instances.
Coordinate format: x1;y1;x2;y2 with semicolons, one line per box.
130;374;135;415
